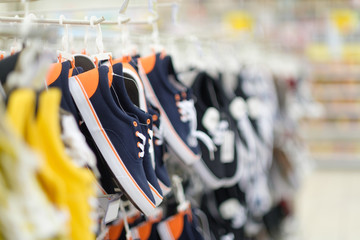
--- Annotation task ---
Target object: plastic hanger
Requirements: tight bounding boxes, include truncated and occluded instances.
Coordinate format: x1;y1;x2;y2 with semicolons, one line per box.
73;16;96;72
90;16;112;66
172;175;190;213
5;14;52;92
57;15;75;66
148;12;165;54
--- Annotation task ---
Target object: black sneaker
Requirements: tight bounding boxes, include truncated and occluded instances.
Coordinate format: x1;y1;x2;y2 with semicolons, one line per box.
191;72;243;189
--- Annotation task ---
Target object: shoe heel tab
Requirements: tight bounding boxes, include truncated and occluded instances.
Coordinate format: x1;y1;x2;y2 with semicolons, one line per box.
74;68;99;98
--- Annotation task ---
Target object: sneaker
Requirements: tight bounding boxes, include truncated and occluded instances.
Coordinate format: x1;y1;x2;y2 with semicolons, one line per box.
157;206;204;240
234;74;273;174
114;56;171;196
46;61;82;123
200;184;247;240
110;62;163;206
69;65;156;216
191;72;243;189
46;61;123;195
129;212;162;240
138;53;201;165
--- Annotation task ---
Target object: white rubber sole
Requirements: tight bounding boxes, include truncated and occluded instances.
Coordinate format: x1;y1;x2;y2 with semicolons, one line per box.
69;76;156;216
148;182;163;207
138;65;201;165
158;179;172;197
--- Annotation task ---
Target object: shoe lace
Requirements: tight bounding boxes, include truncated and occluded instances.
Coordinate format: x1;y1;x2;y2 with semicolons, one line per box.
177;98;216;159
135;131;146;158
153;118;164;146
147;128;155;168
208;120;229;146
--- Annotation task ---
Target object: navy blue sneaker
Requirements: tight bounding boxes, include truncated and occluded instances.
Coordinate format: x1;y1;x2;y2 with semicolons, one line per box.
46;61;82;123
110;62;163;206
114;56;171;196
138;54;201;165
46;61;125;195
69;65;157;216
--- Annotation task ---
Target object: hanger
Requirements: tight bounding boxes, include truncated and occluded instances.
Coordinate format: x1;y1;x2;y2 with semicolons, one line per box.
57;15;75;66
90;16;112;66
73;16;96;72
172;175;190;213
4;14;53;93
149;12;163;54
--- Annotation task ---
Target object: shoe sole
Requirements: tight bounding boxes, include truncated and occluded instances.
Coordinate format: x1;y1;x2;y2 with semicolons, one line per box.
158;179;171;196
138;65;201;165
69;76;156;216
149;182;163;206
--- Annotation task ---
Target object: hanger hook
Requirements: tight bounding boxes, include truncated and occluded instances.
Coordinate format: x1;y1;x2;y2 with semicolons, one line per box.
59;15;70;52
90;16;104;54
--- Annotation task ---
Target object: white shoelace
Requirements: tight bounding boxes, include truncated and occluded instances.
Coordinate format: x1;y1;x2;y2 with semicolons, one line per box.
177;99;216;159
136;131;146;158
147;128;155;168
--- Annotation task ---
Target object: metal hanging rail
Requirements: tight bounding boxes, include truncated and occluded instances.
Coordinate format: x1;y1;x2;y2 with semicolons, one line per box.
0;15;107;25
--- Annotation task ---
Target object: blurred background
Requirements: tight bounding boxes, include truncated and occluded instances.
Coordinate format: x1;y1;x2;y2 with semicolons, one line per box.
1;0;360;239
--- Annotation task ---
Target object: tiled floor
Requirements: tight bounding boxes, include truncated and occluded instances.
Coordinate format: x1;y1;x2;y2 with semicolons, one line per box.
294;169;360;240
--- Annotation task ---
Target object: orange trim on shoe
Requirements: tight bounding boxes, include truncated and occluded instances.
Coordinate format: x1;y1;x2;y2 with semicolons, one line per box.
46;62;62;86
137;221;153;240
166;212;185;240
139;54;156;74
149;184;163;200
108;65;114;86
75;69;99;98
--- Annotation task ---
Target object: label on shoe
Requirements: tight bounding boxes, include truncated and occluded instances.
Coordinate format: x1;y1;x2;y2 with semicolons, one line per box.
104;198;121;224
220;130;235;163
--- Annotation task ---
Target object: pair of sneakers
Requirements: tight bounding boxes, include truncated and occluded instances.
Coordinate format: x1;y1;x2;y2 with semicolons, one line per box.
47;59;167;216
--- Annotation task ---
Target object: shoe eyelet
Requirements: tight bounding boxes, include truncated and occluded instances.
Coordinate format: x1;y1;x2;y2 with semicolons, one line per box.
152;115;158;121
175;94;180;101
147;119;151;124
181;92;187;98
137;142;141;147
138;152;141;158
133;121;138;127
135;131;139;137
